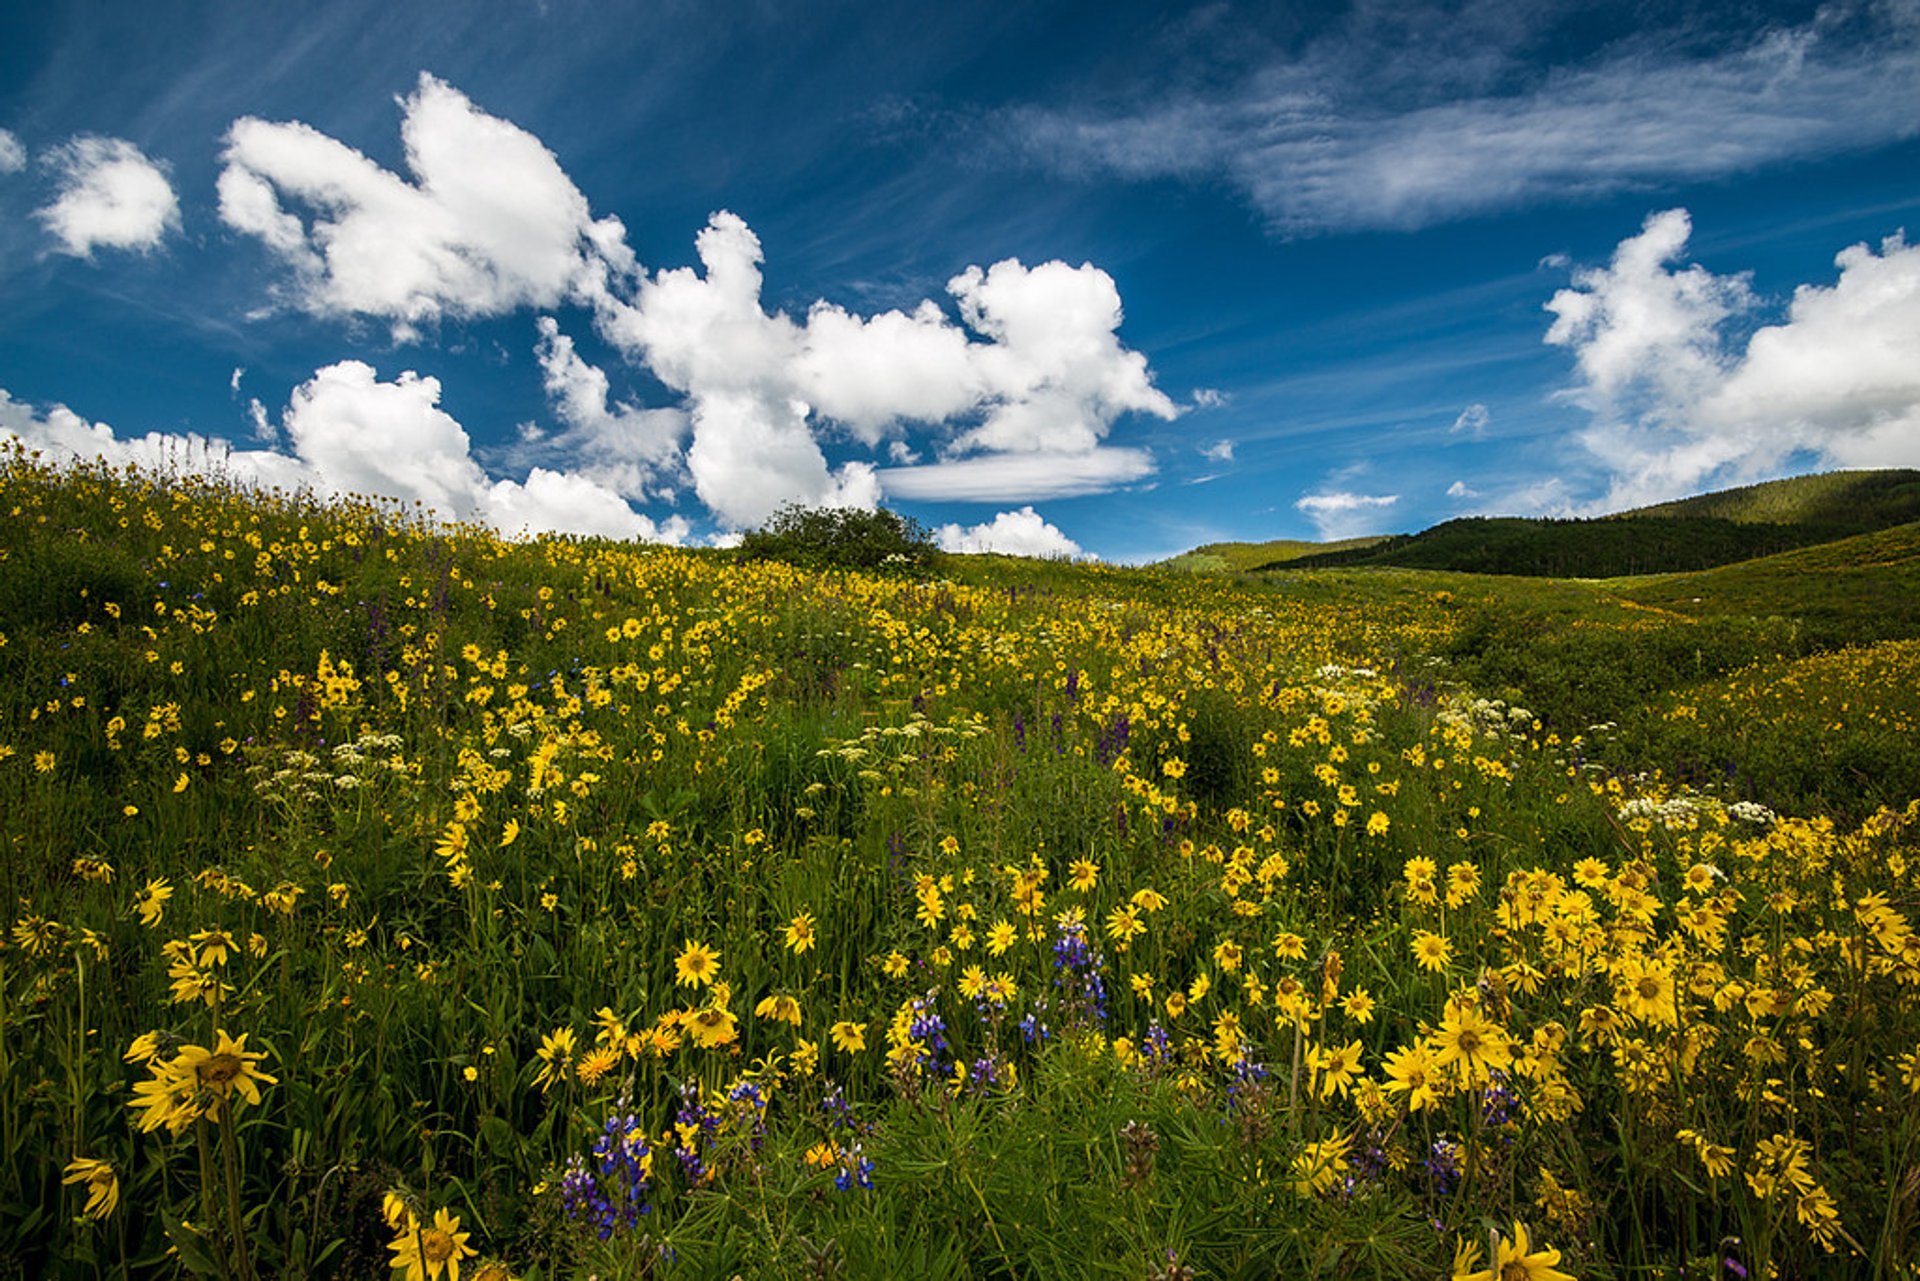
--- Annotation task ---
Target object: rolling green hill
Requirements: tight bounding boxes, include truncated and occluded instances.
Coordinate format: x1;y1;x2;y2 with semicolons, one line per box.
1270;469;1920;578
1157;535;1387;572
1620;467;1920;525
1615;518;1920;644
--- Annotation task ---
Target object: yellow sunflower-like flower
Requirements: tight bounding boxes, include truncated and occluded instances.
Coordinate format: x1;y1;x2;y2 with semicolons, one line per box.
674;939;720;988
1411;930;1452;974
754;993;803;1025
387;1206;478;1281
685;1004;739;1050
62;1156;119;1221
1431;1005;1513;1087
1451;1220;1576;1281
783;913;816;954
174;1029;279;1107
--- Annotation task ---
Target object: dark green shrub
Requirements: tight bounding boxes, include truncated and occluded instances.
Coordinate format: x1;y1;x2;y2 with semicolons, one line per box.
738;503;936;573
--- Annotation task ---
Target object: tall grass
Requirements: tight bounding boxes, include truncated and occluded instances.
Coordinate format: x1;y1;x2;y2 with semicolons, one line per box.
3;450;1918;1279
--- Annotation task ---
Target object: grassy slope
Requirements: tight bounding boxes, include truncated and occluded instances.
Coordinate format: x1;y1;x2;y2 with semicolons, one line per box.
1391;522;1920;814
1156;535;1387;573
1612;519;1920;644
1619;467;1920;524
1269;469;1920;579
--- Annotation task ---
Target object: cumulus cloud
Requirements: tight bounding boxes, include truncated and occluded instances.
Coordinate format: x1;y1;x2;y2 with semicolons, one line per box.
1544;209;1751;419
217;78;1177;530
1009;9;1920;233
1450;403;1490;436
0;129;24;174
1446;480;1477;499
1295;490;1399;540
530;316;686;501
592;211;1177;525
935;506;1086;559
0;387;306;489
1201;439;1234;462
1545;208;1920;510
38;137;180;256
0;367;685;543
219;73;632;335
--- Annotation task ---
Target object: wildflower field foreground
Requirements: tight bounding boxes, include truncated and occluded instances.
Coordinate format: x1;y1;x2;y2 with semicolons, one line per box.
4;453;1920;1280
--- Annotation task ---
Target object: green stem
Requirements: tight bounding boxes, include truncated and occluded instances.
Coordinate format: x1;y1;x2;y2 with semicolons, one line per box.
219;1102;256;1281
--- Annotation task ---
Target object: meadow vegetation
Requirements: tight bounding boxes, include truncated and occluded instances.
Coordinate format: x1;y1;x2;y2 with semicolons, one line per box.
4;449;1919;1279
1277;469;1920;578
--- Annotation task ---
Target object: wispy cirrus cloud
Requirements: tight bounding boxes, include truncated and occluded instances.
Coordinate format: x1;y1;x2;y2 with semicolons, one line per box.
1294;490;1399;539
879;447;1155;503
1007;6;1920;234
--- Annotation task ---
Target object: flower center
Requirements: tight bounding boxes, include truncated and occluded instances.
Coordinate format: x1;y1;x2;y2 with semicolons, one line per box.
422;1229;455;1262
199;1053;243;1087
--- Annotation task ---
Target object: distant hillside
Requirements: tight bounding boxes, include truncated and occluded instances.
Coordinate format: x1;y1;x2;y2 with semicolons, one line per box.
1276;469;1920;578
1159;535;1387;573
1615;519;1920;645
1619;468;1920;525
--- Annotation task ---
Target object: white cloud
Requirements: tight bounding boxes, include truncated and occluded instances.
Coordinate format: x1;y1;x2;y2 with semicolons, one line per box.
245;397;274;442
0;367;684;544
486;467;689;542
1294;490;1399;539
38;137;180;256
1545;209;1920;510
795;299;981;444
1703;231;1920;470
879;446;1154;502
229;367;245;395
0;387;306;490
591;211;865;527
219;73;630;335
281;360;493;518
0;129;24;174
1191;388;1227;409
943;257;1177;455
1544;209;1751;417
936;507;1086;559
1445;475;1575;517
591;211;1176;524
1450;403;1490;436
531;316;686;501
1201;439;1234;462
217;80;1176;530
1010;11;1920;233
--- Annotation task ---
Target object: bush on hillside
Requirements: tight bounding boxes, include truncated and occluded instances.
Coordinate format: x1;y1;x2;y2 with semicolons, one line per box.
738;503;936;573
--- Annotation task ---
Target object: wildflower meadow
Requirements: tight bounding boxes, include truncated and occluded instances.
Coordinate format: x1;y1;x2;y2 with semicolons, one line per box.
4;448;1919;1279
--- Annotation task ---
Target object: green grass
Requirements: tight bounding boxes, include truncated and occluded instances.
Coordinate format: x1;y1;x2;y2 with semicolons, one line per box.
6;453;1920;1280
1614;520;1920;646
1258;469;1920;579
1618;468;1920;526
1155;536;1388;574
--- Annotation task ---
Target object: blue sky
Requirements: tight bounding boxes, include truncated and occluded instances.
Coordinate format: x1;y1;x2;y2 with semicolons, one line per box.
2;0;1918;561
